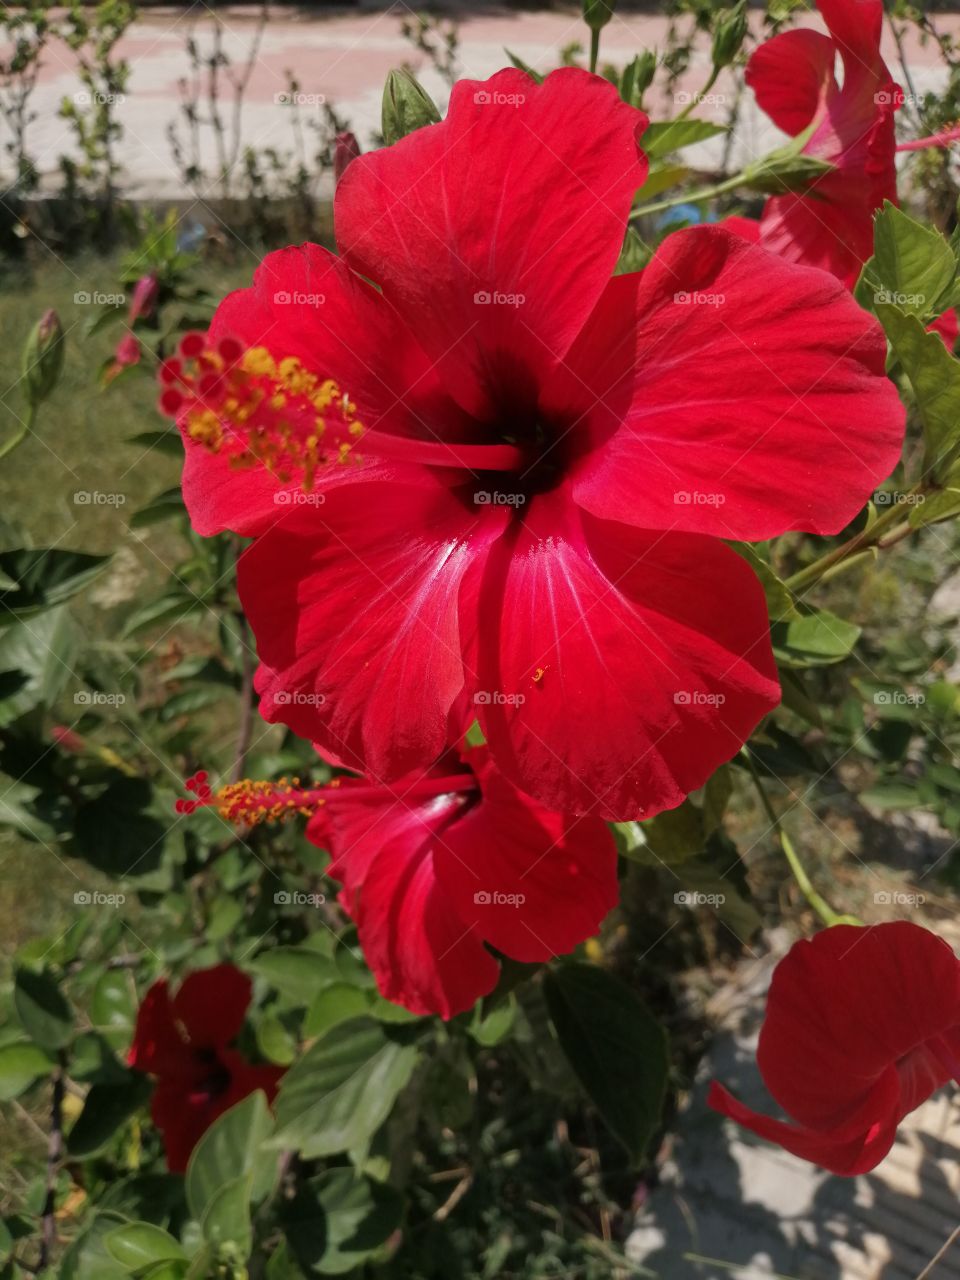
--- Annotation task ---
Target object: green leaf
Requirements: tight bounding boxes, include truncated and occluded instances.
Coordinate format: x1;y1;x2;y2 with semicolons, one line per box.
0;607;79;725
732;544;797;622
248;947;338;1007
875;302;960;479
303;984;370;1038
270;1018;419;1159
256;1013;298;1066
772;607;860;667
125;430;184;458
856;201;956;319
14;968;73;1050
185;1090;275;1221
283;1170;403;1276
0;1040;53;1099
861;781;926;810
641;119;727;160
91;970;136;1041
0;549;110;624
504;49;543;83
67;1074;153;1157
633;800;704;865
200;1174;253;1253
104;1222;187;1270
543;964;668;1163
129;488;186;529
74;777;167;879
742;129;832;194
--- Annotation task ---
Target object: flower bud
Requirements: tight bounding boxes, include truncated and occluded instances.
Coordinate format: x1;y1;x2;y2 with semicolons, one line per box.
334;131;361;184
22;309;64;410
128;272;159;324
583;0;616;33
382;69;441;146
623;49;657;103
711;0;748;70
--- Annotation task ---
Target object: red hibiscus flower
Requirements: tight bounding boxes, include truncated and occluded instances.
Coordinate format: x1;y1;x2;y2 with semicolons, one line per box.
178;751;619;1019
160;66;904;820
305;746;619;1018
128;964;284;1173
744;0;900;286
708;922;960;1174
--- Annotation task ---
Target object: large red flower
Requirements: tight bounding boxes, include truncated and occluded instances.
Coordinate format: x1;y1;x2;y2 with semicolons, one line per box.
128;964;284;1173
305;746;619;1019
744;0;899;286
708;922;960;1175
162;66;904;820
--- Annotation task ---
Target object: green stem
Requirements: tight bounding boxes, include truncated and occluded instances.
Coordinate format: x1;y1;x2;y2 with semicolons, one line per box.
674;65;719;122
589;27;600;73
784;495;922;594
632;170;749;220
743;750;860;928
0;403;35;461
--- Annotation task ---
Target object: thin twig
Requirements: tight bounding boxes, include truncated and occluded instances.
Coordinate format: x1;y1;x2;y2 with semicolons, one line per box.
916;1222;960;1280
37;1054;65;1272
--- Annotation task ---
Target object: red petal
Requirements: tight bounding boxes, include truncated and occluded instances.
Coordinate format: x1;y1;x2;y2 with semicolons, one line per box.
240;475;507;781
182;243;473;537
818;0;883;61
128;979;190;1076
707;1081;899;1177
171;965;252;1049
474;489;779;819
310;775;498;1018
745;28;837;136
757;923;960;1127
151;1080;211;1174
433;749;618;962
336;68;647;422
556;226;904;539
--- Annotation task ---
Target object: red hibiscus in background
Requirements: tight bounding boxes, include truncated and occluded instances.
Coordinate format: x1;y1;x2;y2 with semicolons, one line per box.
128;964;284;1173
708;922;960;1174
306;746;619;1019
744;0;899;286
163;66;904;821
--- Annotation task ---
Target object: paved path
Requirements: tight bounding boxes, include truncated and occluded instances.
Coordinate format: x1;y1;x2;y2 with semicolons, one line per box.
4;4;960;199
